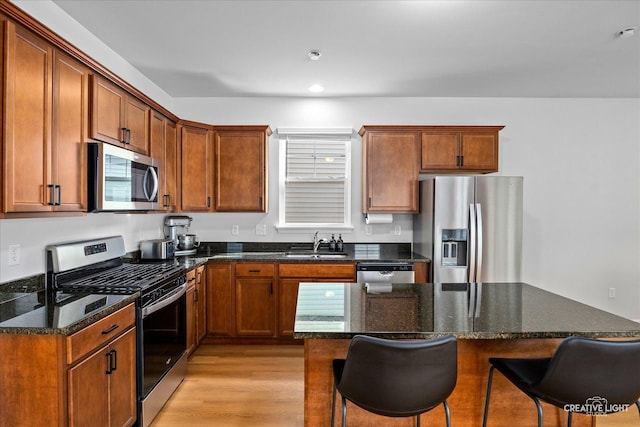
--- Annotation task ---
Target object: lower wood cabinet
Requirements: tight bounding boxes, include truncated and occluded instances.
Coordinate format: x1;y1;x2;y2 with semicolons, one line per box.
186;265;207;356
277;263;356;338
205;261;356;341
0;303;136;427
186;269;197;356
68;327;136;427
235;263;276;337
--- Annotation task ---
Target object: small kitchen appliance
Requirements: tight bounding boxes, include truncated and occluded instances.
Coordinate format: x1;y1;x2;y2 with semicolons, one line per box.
87;142;160;212
46;236;187;427
140;238;175;260
164;215;198;255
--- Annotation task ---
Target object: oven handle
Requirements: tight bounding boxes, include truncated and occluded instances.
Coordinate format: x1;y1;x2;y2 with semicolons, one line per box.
142;283;187;318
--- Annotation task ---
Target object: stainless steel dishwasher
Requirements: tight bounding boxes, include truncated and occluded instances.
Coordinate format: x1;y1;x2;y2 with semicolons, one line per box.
356;262;415;283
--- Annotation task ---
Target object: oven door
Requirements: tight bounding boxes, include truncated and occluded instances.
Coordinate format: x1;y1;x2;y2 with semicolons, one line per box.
140;283;187;399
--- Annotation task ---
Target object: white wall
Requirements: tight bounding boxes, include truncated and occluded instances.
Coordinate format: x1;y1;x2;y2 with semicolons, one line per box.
4;1;640;320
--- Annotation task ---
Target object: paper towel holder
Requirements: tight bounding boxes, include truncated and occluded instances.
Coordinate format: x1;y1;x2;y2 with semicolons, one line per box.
364;213;394;224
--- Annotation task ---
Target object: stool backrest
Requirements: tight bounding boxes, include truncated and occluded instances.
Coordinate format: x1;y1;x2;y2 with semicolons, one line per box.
536;337;640;407
338;335;457;417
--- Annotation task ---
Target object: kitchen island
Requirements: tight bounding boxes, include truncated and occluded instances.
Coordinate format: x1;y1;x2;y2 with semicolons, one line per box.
294;282;640;427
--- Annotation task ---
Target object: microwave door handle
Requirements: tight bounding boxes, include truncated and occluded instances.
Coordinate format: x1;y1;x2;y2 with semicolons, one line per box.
143;167;159;202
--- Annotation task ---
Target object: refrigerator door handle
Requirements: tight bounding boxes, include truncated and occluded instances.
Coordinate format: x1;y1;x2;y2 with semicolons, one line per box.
475;203;483;283
469;203;477;282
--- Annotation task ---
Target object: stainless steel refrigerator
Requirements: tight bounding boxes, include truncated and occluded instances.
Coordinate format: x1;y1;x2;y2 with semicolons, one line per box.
414;176;523;283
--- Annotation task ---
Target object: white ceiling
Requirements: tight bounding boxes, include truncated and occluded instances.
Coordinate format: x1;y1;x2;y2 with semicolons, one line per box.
50;0;640;98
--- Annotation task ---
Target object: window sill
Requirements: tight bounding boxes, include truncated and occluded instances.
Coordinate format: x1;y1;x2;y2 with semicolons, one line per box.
275;224;354;234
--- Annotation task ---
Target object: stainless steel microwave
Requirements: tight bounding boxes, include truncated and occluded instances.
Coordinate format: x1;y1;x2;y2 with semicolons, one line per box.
88;142;160;211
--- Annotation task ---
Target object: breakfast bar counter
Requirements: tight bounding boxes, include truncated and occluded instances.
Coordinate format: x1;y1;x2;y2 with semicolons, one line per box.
294;282;640;427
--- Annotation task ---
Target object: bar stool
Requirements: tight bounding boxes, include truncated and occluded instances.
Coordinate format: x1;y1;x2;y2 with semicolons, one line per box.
482;336;640;427
331;335;457;427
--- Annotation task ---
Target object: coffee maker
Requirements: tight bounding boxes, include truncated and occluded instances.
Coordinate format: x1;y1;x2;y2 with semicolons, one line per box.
164;215;199;255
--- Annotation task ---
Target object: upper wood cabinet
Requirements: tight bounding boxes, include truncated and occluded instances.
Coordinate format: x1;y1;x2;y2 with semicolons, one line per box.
359;127;420;213
90;74;150;154
180;124;213;212
420;126;503;173
2;21;88;215
150;111;179;211
213;126;271;212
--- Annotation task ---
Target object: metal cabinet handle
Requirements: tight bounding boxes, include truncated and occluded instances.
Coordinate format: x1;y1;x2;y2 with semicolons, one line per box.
56;185;61;205
101;324;119;335
48;184;56;206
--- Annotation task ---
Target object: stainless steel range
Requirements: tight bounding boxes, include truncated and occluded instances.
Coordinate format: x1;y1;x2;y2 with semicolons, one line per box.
46;236;187;427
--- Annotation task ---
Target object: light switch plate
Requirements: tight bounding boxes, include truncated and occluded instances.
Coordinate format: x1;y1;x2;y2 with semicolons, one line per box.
256;224;267;235
365;225;372;236
232;225;239;235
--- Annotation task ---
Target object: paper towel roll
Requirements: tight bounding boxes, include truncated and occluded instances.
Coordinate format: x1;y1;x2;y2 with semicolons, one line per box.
365;213;393;224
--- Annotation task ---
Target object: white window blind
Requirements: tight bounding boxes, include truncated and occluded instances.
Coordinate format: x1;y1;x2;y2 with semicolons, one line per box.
278;129;352;227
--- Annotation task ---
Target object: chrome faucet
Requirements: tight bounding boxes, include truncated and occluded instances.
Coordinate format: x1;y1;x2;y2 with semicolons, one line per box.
313;231;328;253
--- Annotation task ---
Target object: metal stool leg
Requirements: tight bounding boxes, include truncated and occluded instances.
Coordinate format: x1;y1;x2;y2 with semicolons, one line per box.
635;401;640;417
567;410;572;427
532;396;543;427
331;382;337;427
341;395;347;427
443;400;451;427
482;366;495;427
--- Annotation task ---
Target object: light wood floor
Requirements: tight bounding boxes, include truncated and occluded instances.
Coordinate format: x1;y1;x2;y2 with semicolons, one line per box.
150;345;638;426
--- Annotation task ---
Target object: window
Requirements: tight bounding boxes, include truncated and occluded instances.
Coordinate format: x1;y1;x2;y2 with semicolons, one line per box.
278;129;352;229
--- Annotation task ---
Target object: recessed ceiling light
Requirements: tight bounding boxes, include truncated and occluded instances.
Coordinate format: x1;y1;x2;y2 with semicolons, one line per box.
308;50;322;61
617;27;637;39
308;84;325;93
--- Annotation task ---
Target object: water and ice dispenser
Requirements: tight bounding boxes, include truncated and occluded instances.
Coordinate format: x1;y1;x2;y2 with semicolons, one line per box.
441;229;468;267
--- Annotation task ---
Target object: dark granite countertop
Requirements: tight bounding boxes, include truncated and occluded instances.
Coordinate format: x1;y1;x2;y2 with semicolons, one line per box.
293;282;640;340
193;242;428;263
0;289;138;335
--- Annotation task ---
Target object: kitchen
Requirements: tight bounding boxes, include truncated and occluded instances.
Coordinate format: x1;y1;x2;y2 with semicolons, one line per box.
0;0;639;426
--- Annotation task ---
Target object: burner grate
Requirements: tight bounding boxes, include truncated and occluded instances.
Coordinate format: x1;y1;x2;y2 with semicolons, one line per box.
60;263;184;293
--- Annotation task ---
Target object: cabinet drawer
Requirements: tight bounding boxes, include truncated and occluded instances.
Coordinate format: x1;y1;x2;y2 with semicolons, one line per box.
67;303;135;364
235;263;275;277
278;263;355;279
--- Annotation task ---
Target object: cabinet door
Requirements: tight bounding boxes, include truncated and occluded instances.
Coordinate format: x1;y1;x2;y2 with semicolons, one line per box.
214;129;266;212
278;278;302;337
124;95;149;154
206;263;235;337
196;266;207;342
235;278;275;336
164;120;179;210
52;50;88;212
278;274;355;338
460;131;498;172
421;131;460;171
108;328;136;427
90;75;125;145
180;125;212;211
68;344;110;426
3;21;52;212
364;131;419;213
186;281;197;356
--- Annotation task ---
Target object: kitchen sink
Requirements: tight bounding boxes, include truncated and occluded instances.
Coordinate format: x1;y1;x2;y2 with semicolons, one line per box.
284;251;348;259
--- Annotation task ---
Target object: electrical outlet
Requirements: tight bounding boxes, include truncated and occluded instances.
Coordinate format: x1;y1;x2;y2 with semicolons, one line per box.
8;245;20;266
394;226;402;235
365;225;372;236
232;225;239;235
255;224;267;235
608;287;616;299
